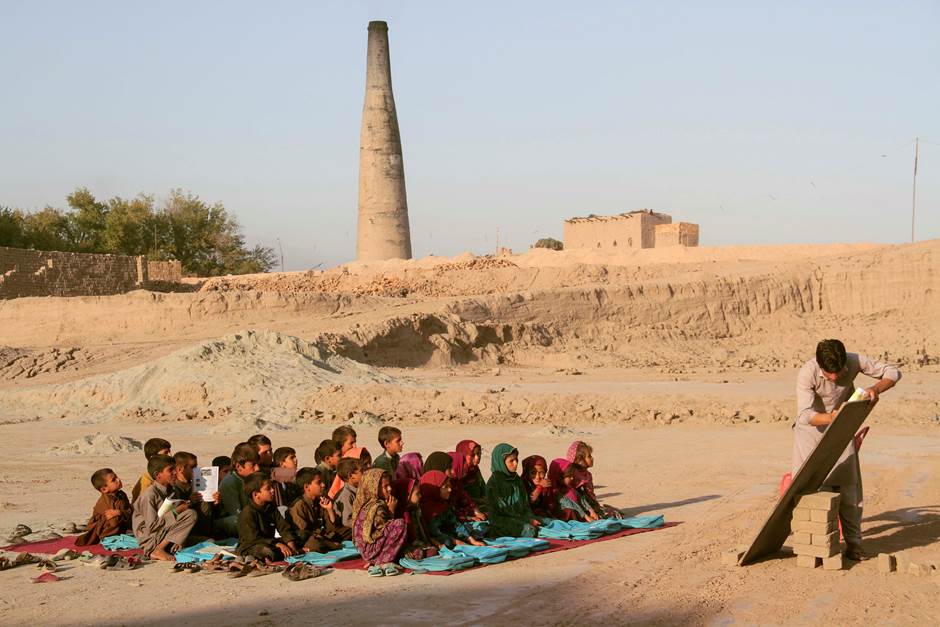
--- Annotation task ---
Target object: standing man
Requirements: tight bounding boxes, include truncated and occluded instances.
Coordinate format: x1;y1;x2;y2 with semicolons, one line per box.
793;339;901;561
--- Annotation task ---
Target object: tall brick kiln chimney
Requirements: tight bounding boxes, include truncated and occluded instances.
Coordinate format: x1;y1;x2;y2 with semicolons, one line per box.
356;20;412;261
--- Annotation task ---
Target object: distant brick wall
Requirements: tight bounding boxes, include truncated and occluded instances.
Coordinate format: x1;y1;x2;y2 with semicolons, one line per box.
564;210;672;250
0;246;146;299
147;260;182;283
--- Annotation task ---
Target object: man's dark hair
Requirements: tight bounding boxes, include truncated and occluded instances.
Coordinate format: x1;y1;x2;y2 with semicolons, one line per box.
336;458;361;481
816;339;848;373
273;447;296;467
231;443;260;468
377;426;402;449
332;425;357;448
212;455;232;468
90;468;115;491
147;454;176;479
243;472;270;498
247;434;272;451
143;438;171;460
314;439;338;464
174;451;197;466
295;466;323;489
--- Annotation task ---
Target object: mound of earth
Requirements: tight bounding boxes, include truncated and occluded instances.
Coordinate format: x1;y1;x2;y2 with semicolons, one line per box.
1;329;395;425
46;433;142;456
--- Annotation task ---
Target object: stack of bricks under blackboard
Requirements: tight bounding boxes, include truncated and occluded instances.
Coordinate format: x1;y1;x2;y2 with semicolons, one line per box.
791;491;844;570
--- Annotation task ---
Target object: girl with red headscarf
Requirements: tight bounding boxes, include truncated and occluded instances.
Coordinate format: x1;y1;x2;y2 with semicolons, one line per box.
391;477;436;560
549;458;596;521
419;471;486;548
521;455;556;517
565;441;623;519
449;440;487;521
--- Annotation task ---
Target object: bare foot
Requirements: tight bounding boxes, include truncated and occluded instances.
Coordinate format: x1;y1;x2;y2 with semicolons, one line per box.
150;548;175;561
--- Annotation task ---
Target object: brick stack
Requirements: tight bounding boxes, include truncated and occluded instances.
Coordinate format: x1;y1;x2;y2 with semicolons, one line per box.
791;491;843;570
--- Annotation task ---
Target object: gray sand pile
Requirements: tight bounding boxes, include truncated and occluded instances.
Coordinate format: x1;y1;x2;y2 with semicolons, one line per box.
46;433;142;456
3;330;395;425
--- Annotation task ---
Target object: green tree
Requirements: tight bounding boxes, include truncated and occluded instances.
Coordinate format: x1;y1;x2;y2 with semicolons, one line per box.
0;206;27;248
66;187;109;252
103;194;155;255
22;207;73;252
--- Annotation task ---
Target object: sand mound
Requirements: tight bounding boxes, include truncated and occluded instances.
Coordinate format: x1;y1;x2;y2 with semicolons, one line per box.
1;329;395;424
46;433;142;456
0;346;86;381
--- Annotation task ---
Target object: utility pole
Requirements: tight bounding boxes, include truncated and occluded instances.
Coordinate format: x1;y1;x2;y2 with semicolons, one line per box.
495;227;500;256
911;137;919;243
276;238;284;272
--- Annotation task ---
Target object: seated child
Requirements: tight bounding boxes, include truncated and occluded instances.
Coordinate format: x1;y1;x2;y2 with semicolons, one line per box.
288;467;350;553
395;452;424;482
485;443;541;538
130;438;171;503
131;455;198;560
212;455;232;483
248;434;274;472
351;469;407;575
76;468;132;546
549;458;597;521
328;446;371;498
332;425;358;456
566;440;622;519
170;451;220;537
392;477;437;559
237;472;298;562
522;455;556;518
449;440;487;521
271;446;301;508
419;471;486;548
218;443;260;537
334;458;362;528
314;439;341;492
373;426;403;475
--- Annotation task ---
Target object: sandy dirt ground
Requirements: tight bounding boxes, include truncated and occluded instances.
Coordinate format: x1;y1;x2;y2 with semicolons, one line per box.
1;241;938;625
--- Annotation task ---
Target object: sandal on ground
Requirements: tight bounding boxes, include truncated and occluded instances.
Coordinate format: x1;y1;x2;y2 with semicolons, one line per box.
286;563;328;581
382;563;402;576
367;565;384;577
0;557;11;571
228;561;254;578
201;556;229;573
106;556;137;571
171;562;189;573
52;548;79;561
36;560;58;573
13;552;40;567
249;563;281;577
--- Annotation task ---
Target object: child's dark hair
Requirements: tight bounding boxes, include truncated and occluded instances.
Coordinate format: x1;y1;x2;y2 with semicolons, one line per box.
273;447;296;467
243;472;270;498
336;458;361;481
563;464;579;479
573;442;593;466
212;455;231;468
295;466;323;489
314;439;338;464
816;339;847;374
143;438;171;459
174;451;197;466
90;468;115;491
247;434;272;451
231;443;260;467
377;426;402;449
332;425;357;448
147;454;175;479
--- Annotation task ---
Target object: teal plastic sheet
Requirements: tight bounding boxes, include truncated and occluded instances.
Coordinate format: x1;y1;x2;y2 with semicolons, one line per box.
101;534;139;551
175;539;238;563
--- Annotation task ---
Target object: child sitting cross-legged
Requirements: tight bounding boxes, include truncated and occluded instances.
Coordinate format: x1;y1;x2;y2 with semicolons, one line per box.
132;455;198;561
485;443;541;538
549;458;597;521
76;468;132;546
566;440;622;519
288;467;351;553
419;470;486;548
351;469;407;577
236;472;298;562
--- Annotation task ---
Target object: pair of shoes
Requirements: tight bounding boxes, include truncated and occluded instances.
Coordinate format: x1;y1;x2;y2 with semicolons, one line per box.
844;545;869;561
382;563;401;576
283;562;329;581
367;565;384;577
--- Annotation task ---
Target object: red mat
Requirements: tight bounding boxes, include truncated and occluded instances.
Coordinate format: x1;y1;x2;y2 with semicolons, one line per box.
332;522;681;576
0;534;141;557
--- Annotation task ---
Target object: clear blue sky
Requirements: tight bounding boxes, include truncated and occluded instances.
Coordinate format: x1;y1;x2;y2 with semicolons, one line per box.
2;1;938;269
